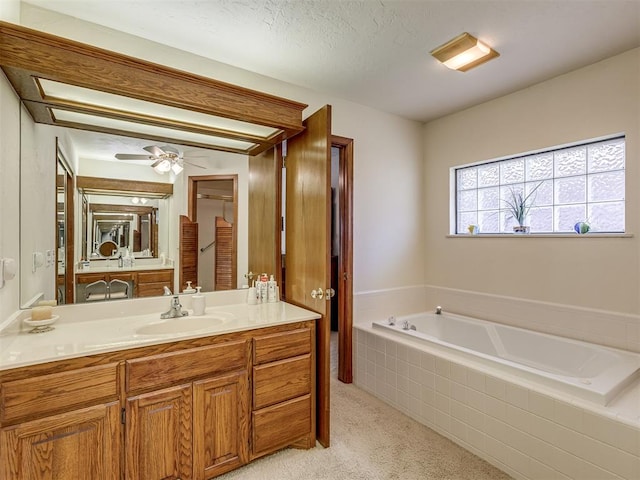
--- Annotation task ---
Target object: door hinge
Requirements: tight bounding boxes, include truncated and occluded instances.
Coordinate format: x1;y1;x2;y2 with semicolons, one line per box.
282;157;287;169
121;408;126;424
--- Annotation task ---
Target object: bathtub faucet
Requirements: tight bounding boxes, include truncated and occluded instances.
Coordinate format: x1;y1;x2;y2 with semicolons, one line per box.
435;305;442;315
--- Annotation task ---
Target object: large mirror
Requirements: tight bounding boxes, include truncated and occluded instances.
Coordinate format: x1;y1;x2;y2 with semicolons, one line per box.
19;121;250;306
3;21;297;308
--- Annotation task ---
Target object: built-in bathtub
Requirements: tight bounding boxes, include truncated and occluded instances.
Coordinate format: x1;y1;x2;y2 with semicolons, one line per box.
372;311;640;406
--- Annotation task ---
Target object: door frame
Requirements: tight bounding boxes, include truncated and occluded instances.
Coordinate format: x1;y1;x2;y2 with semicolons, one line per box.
187;175;239;289
332;136;354;384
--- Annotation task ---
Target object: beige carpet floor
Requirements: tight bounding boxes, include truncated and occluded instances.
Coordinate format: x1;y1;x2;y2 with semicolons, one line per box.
218;334;512;480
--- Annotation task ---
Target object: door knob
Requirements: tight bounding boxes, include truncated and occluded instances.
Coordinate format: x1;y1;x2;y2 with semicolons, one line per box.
310;288;324;299
325;288;335;300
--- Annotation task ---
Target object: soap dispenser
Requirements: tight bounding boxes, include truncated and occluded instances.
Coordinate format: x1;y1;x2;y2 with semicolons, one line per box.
183;281;196;294
192;286;205;316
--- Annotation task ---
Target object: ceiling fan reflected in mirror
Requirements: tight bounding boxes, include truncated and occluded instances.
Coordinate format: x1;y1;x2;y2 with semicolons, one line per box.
114;145;205;175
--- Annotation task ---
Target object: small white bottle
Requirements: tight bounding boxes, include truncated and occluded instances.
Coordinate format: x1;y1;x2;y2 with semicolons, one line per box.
192;286;205;315
247;281;258;305
267;275;277;303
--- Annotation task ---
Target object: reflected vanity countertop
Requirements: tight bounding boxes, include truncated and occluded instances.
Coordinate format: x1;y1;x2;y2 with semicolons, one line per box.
0;294;320;371
75;263;175;274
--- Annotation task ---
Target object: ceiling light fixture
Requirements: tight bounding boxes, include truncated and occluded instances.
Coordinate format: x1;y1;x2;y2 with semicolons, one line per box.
430;32;499;72
152;159;172;174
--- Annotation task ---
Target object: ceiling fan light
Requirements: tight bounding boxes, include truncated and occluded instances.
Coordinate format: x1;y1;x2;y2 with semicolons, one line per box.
131;197;140;204
171;161;184;175
153;159;172;174
140;198;148;204
430;32;499;72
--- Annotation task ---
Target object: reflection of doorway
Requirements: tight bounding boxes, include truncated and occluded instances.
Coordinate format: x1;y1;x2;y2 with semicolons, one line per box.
187;175;238;290
331;136;354;384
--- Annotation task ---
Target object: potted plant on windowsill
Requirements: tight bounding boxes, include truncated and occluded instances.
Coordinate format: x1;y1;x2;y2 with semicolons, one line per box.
504;183;541;234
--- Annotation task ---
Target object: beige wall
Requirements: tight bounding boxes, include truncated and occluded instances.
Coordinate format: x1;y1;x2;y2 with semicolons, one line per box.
424;48;640;315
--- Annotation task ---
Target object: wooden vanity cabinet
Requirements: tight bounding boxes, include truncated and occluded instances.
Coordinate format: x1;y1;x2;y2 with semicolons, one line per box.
0;363;121;480
251;326;315;459
75;268;174;300
0;320;315;479
136;269;174;297
125;340;251;479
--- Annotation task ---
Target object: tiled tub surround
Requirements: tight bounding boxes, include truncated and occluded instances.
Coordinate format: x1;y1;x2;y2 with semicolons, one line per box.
373;312;640;406
354;325;640;480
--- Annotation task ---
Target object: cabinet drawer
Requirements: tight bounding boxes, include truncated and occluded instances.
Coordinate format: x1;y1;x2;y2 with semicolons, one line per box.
127;340;247;392
138;270;173;284
0;363;119;425
253;355;311;409
110;272;135;282
76;272;106;284
253;328;312;365
137;282;169;298
252;394;311;457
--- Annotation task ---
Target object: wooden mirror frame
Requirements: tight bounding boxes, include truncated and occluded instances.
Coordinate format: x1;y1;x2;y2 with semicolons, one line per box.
0;21;307;155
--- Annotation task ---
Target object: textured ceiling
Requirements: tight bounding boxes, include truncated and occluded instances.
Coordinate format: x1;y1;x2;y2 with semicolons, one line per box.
23;0;640;122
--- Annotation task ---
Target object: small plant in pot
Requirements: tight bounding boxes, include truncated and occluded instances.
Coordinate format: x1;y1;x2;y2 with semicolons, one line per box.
504;183;542;234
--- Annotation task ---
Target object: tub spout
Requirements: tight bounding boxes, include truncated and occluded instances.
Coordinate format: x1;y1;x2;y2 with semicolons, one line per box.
435;306;442;315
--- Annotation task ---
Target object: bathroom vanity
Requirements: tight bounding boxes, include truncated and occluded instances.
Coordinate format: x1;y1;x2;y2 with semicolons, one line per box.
75;265;175;301
0;299;318;479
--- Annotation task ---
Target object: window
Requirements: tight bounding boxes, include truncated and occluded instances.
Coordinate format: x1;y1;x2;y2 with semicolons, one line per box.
454;136;625;234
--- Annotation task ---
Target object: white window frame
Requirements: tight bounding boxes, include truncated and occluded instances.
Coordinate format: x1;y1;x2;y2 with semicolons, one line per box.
450;135;626;235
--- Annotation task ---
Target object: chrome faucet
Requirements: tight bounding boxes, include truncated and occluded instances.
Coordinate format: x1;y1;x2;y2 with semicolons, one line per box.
435;305;442;315
163;286;172;296
161;295;189;319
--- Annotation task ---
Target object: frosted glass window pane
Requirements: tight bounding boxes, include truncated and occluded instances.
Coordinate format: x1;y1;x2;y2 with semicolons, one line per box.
554;146;586;177
588;171;625;202
527;180;553;206
457;168;477;190
478;187;500;210
526;152;553;181
478;163;500;187
500;159;524;185
555;205;586;232
529;207;553;232
458;212;477;233
588;202;624;232
588;139;625;173
454;137;624;235
555;176;586;204
458;190;477;211
479;210;500;233
500;184;524;208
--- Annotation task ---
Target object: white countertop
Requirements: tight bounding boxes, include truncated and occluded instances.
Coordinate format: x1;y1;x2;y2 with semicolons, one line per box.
0;292;319;371
75;264;174;274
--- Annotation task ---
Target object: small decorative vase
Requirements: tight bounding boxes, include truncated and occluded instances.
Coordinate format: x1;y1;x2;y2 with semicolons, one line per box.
513;225;530;234
574;222;590;234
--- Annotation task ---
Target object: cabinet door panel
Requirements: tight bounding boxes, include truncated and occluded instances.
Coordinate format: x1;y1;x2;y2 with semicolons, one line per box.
193;372;249;479
0;402;120;480
126;384;192;480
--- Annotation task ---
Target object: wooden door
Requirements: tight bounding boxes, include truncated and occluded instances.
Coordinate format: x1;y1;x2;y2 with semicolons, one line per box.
192;372;249;479
285;105;332;447
248;145;282;286
214;216;234;290
179;215;198;292
125;385;192;480
0;402;120;480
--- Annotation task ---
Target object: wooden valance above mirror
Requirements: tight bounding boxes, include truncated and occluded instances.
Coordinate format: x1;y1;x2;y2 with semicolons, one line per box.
0;21;307;156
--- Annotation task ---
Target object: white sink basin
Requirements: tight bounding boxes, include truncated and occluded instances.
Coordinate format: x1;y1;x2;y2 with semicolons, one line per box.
135;314;232;335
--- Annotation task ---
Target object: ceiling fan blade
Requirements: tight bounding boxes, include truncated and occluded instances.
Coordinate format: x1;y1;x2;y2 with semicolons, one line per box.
143;145;165;157
115;154;154;160
159;145;180;155
150;159;164;168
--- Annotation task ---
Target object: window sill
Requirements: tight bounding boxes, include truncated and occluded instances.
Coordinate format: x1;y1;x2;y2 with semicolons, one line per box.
447;233;633;238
